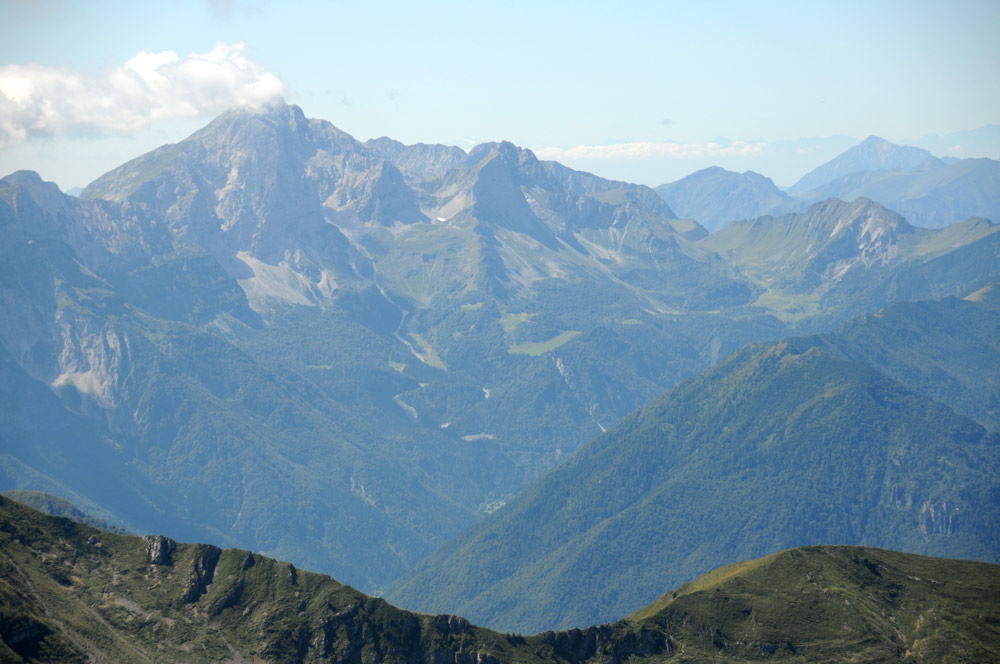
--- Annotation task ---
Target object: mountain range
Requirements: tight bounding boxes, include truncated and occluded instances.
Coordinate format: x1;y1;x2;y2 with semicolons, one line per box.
3;496;998;663
0;104;767;592
388;285;1000;631
655;136;1000;230
700;198;1000;323
1;102;998;620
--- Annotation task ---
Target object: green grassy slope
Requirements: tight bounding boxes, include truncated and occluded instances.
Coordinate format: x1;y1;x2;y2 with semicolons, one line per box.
2;497;998;663
388;333;1000;632
629;545;1000;663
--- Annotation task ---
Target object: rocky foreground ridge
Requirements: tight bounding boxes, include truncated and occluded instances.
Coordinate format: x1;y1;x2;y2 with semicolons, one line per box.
1;496;998;663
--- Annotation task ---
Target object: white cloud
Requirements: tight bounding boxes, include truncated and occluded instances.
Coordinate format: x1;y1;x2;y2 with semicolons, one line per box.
0;42;287;147
534;140;767;161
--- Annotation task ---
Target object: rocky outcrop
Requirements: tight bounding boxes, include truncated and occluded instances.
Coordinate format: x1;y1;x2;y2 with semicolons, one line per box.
183;544;222;603
144;535;176;566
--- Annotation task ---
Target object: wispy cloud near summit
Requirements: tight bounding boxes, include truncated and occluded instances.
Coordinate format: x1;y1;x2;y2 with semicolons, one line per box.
0;42;286;147
534;140;767;161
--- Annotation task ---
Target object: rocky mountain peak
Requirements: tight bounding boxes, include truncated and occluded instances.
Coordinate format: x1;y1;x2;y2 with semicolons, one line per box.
74;104;432;308
788;198;913;275
0;171;116;253
859;134;893;151
854;135;937;167
466;141;538;170
1;170;68;214
188;100;360;167
800;197;910;244
209;98;306;128
825;197;908;232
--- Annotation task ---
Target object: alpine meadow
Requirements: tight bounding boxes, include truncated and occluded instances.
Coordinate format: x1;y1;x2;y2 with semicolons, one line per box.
1;2;999;662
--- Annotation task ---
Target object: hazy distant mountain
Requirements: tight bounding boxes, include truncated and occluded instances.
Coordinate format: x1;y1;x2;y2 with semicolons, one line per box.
6;496;999;663
0;166;504;591
784;136;1000;228
4;103;1000;599
654;166;799;232
0;490;129;533
700;197;1000;322
788;135;939;194
365;136;469;182
650;135;998;233
799;157;1000;228
2;104;773;593
389;291;1000;631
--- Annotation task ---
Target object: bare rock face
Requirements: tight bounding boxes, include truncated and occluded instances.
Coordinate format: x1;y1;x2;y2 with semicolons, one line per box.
144;535;176;566
184;544;222;603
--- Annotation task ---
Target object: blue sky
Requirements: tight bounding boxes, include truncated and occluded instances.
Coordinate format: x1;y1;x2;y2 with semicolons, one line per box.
1;0;998;189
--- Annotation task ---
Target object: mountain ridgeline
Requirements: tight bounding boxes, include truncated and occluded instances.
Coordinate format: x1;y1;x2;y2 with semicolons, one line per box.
700;198;1000;323
654;135;1000;230
1;102;999;605
788;136;941;195
654;167;793;232
2;497;999;663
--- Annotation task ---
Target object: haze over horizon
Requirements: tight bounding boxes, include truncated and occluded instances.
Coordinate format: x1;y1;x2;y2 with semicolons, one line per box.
1;0;998;191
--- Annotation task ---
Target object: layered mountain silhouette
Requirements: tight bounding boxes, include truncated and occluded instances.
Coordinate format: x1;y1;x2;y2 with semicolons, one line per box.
0;105;759;592
2;103;998;602
388;287;1000;632
655;136;999;230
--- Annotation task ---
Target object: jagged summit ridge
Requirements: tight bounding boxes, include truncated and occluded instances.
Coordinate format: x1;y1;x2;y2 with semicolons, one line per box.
78;102;697;311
